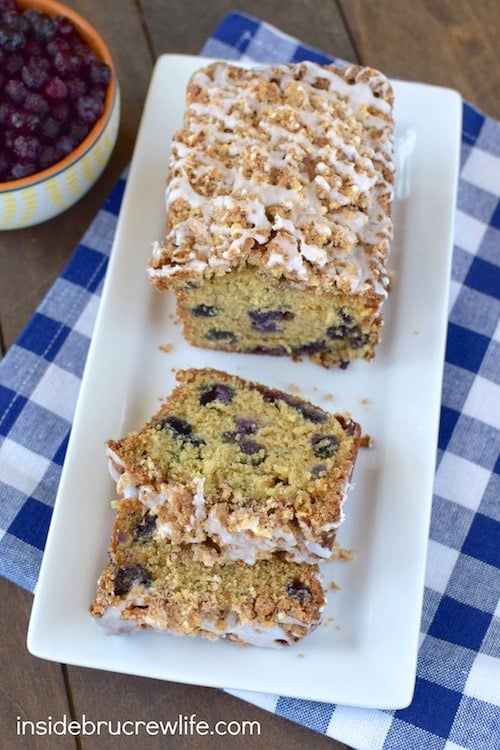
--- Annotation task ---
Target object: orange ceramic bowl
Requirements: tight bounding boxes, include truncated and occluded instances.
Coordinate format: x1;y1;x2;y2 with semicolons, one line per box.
0;0;120;229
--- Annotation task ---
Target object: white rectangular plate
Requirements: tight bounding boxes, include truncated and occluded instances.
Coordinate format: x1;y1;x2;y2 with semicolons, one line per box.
28;54;462;709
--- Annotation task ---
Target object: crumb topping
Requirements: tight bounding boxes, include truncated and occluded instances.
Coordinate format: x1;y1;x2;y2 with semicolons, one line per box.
149;61;394;296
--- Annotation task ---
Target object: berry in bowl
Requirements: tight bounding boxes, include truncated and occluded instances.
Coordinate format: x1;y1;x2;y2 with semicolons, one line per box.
0;0;120;229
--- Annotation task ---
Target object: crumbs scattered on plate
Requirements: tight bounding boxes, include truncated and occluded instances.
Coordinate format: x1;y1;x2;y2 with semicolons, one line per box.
333;544;355;562
159;343;173;353
360;433;373;449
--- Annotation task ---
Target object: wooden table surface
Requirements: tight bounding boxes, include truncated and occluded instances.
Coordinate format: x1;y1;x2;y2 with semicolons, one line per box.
1;2;498;748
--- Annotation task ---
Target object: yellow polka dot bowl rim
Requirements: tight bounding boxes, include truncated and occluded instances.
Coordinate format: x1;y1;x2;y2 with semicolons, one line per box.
0;0;120;230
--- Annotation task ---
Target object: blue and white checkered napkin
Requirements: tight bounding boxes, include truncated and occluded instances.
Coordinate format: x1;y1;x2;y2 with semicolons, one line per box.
1;11;499;750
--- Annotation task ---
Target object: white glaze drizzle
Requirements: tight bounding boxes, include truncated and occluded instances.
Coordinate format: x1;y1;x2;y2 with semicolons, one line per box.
106;446;348;564
149;61;394;296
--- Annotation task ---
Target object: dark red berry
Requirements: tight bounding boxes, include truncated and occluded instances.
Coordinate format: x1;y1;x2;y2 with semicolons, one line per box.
89;61;111;86
51;101;70;123
3;9;29;34
65;76;87;100
87;85;106;103
0;102;14;126
24;9;56;42
5;52;23;75
5;79;27;104
54;50;81;75
75;94;104;124
46;36;69;56
57;134;77;158
10;160;36;179
24;92;49;117
44;77;68;100
40;116;60;140
4;130;15;150
21;58;50;90
24;37;42;57
53;15;74;36
13;134;40;163
38;144;58;169
9;109;40;134
0;27;25;52
69;121;90;142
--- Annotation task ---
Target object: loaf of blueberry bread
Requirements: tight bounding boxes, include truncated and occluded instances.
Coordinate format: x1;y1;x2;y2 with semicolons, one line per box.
106;368;361;564
90;500;325;646
148;61;394;368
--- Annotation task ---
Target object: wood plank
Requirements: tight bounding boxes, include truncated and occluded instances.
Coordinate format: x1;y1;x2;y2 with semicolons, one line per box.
141;0;358;62
339;0;500;118
67;664;349;750
0;578;74;749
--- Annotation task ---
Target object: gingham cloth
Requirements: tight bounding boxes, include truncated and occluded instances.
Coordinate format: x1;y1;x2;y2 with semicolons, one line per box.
1;12;499;750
